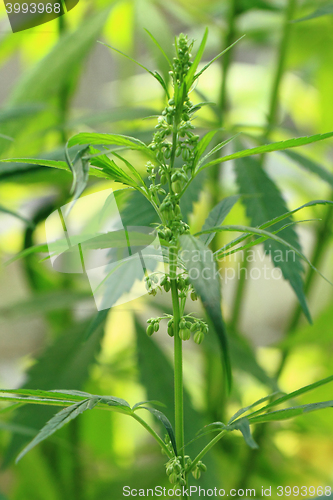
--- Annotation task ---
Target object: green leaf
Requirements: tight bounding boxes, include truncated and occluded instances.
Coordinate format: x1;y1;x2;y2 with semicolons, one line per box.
294;3;333;22
144;29;172;68
185;27;209;90
229;418;258;449
199;195;240;245
69;146;90;201
0;204;34;228
197;135;239;169
247;400;333;425
137;407;178;456
179;235;232;392
89;148;138;187
193;36;246;81
195;131;333;174
3;320;105;467
84;309;110;341
214;199;333;258
4;243;48;267
0;8;110;156
68;132;150;153
97;41;169;95
228;391;283;424
281;150;333;188
111;151;145;186
15;399;96;463
234;155;310;322
197;224;332;288
244;374;333;420
132;401;166;411
194;130;219;164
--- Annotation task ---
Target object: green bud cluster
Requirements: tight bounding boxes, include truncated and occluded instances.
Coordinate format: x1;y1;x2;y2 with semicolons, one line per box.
160;275;171;292
145;274;159;296
177;317;208;344
165;456;186;487
146;318;160;336
191;460;207;480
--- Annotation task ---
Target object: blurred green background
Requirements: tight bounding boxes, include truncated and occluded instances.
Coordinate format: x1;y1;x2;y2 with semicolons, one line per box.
0;0;333;498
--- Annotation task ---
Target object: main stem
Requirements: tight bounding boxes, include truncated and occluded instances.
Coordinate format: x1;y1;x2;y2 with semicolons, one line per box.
170;247;184;465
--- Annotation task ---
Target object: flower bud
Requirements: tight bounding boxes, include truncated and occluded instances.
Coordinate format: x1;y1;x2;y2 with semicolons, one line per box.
146;324;154;337
179;328;191;341
160;174;167;184
198;461;207;472
190;290;198;301
190;322;197;333
153;322;159;332
167;320;174;337
164;281;171;292
192;468;201;480
172;180;182;194
169;472;178;484
194;331;204;344
179;318;186;329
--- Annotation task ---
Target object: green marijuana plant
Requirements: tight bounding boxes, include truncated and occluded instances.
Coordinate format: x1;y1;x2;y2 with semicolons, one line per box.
2;30;333;498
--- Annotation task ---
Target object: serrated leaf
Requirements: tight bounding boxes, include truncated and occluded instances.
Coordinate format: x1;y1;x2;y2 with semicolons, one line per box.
197;224;332;288
89;148;137;187
234;156;310;322
67;132;151;155
0;8;110;157
229;418;258;449
195;131;333;174
111;151;145;186
138;407;177;456
193;36;245;81
68;146;90;201
84;309;110;341
197;135;239;169
97;41;169;95
281;150;333;188
247;400;333;425
200;195;240;245
132;400;166;411
214;199;333;258
244;374;333;420
144;29;172;67
179;235;232;393
15;399;93;462
228;391;282;424
185;28;208;90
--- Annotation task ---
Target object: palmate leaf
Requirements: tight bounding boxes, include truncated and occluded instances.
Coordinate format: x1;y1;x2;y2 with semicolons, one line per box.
235;155;310;322
88;148;138;187
281;150;333;189
194;131;333;174
193;375;333;451
15;399;95;463
199;195;240;245
179;235;232;393
214;199;333;258
196;224;332;287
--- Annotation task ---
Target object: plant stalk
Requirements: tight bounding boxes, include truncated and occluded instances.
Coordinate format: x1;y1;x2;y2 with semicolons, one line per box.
170;248;184;465
186;430;227;476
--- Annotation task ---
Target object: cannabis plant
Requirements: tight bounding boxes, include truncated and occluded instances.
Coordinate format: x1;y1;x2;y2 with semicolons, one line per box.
1;30;333;497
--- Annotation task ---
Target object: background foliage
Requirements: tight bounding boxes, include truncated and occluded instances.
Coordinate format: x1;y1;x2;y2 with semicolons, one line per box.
0;0;333;498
